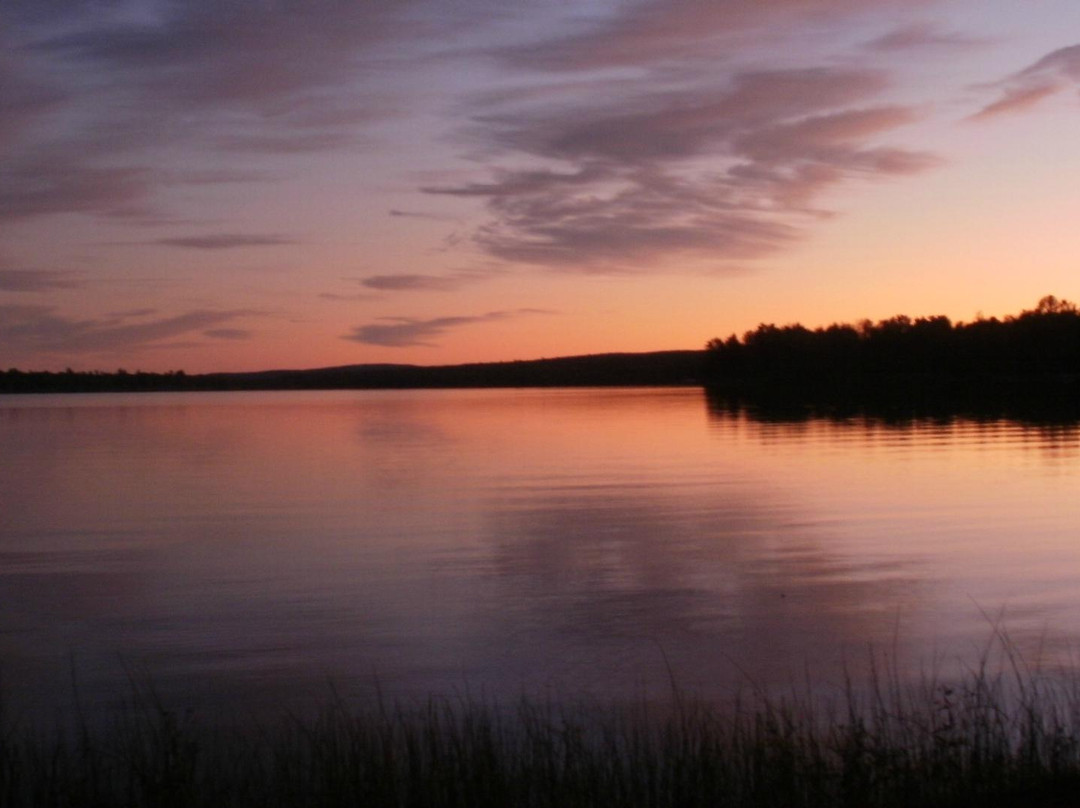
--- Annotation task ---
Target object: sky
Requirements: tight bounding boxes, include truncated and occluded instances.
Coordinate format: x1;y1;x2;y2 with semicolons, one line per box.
3;0;1080;373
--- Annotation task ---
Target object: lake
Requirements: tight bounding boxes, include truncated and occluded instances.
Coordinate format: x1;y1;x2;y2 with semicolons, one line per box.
2;387;1080;725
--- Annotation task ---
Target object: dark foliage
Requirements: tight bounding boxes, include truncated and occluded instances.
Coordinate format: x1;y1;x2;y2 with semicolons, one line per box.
0;352;705;395
704;296;1080;410
6;650;1080;808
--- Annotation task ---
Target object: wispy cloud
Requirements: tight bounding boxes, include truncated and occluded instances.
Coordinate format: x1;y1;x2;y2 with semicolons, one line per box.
107;308;159;319
5;0;948;273
494;0;931;72
344;308;551;347
0;305;254;354
1;1;432;223
174;169;273;186
319;292;378;302
971;44;1080;120
0;48;69;152
864;22;987;52
359;272;488;292
429;67;937;272
0;269;82;292
0;161;153;222
154;234;297;250
389;209;461;222
203;328;252;340
213;131;371;154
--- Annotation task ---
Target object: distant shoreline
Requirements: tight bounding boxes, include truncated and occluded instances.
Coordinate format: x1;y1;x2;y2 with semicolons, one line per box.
8;648;1080;808
4;351;1080;422
6;298;1079;414
0;350;708;395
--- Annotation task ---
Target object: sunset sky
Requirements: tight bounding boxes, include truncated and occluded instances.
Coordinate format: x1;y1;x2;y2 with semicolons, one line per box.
3;0;1079;373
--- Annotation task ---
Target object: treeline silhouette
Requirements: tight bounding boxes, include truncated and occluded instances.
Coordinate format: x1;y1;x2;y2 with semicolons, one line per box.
0;368;192;394
5;297;1079;412
705;295;1080;402
704;295;1080;384
0;352;704;394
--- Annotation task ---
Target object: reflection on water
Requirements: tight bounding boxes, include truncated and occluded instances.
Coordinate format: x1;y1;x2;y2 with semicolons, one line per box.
2;389;1080;725
482;482;924;698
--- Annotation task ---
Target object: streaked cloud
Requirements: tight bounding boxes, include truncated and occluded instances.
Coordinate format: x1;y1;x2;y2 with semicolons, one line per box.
0;1;428;223
389;209;459;222
345;308;551;347
4;0;1072;373
213;131;370;155
359;272;487;292
473;69;892;163
30;3;408;118
864;22;987;51
0;305;254;354
0;162;153;222
204;328;252;340
107;308;159;319
174;169;272;185
319;292;378;302
972;44;1080;120
154;234;297;250
0;269;82;292
495;0;932;72
0;49;69;152
429;68;938;271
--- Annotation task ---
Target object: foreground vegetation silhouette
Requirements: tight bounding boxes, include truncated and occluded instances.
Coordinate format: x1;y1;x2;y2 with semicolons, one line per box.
4;636;1080;808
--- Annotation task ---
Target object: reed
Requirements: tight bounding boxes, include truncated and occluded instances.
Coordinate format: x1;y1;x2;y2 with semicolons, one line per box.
3;640;1080;807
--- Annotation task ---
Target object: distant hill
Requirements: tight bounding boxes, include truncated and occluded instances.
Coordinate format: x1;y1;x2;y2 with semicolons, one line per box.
0;351;707;394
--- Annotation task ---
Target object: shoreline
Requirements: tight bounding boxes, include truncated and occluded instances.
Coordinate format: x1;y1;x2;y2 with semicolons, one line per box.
5;649;1080;808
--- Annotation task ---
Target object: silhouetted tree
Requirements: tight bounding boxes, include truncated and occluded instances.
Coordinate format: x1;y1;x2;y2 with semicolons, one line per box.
705;297;1080;402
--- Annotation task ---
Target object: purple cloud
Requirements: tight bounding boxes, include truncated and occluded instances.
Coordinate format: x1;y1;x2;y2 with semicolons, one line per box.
359;272;487;292
204;328;252;340
154;234;297;250
213;131;370;154
0;49;69;152
0;269;82;292
1;2;427;222
972;44;1080;121
428;68;938;271
0;161;153;222
495;0;933;72
0;305;255;354
389;209;458;222
473;69;891;163
864;22;987;52
319;292;378;302
33;4;407;114
344;309;550;347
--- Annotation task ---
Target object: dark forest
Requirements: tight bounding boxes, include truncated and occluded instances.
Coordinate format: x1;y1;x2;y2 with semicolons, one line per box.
704;296;1080;396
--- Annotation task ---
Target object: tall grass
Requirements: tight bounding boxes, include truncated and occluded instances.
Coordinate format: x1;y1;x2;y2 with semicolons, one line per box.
4;639;1080;807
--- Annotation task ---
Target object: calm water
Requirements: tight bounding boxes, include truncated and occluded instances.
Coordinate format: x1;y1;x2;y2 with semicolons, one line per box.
3;388;1080;723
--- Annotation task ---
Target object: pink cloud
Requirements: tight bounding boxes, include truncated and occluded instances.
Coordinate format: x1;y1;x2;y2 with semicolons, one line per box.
154;234;297;250
501;0;934;71
972;44;1080;121
429;69;939;271
359;273;488;292
970;83;1064;120
345;309;550;347
0;305;256;354
0;269;82;293
864;21;987;52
